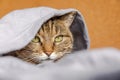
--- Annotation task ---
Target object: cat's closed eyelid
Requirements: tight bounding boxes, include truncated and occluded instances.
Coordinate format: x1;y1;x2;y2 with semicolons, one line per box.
55;35;70;38
62;35;70;37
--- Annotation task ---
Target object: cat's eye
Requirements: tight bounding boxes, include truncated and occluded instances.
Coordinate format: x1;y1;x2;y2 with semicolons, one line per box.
55;35;63;42
32;36;40;43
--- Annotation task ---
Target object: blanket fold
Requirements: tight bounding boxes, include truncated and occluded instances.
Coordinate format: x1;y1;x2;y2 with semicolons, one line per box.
0;7;89;54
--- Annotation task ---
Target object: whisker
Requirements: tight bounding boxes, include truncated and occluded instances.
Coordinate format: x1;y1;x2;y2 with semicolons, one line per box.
28;57;40;64
23;56;37;61
25;54;41;63
24;57;38;64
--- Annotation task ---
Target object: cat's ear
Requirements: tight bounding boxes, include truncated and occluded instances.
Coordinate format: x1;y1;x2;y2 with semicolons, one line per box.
60;11;76;27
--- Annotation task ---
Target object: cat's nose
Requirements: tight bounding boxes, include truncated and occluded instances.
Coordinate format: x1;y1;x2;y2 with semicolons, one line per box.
45;51;53;56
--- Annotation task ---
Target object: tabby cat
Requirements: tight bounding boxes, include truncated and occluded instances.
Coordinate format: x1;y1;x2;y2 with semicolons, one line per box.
11;12;76;64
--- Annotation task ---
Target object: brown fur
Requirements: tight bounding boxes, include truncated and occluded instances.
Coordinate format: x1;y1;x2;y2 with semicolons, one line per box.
14;12;76;64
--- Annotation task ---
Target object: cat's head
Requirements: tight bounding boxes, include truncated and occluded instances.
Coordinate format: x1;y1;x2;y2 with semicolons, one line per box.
24;12;76;62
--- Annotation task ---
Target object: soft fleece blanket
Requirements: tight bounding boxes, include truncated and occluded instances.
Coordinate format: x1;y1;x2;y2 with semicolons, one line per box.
0;48;120;80
0;7;89;54
0;7;120;80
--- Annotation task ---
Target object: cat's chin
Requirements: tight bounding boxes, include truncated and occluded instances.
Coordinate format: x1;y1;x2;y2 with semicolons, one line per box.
49;52;58;60
36;52;64;62
36;52;58;61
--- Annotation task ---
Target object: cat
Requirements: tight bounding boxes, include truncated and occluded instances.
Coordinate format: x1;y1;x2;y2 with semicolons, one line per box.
8;12;77;64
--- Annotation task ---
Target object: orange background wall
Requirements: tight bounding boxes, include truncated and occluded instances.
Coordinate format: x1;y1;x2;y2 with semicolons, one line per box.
0;0;120;49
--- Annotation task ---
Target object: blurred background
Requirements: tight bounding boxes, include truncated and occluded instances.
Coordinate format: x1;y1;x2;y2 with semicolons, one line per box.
0;0;120;49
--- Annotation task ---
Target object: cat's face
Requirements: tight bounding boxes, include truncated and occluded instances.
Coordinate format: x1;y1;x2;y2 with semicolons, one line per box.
17;12;76;63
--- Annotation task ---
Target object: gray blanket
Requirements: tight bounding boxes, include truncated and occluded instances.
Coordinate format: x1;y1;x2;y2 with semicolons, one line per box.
0;48;120;80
